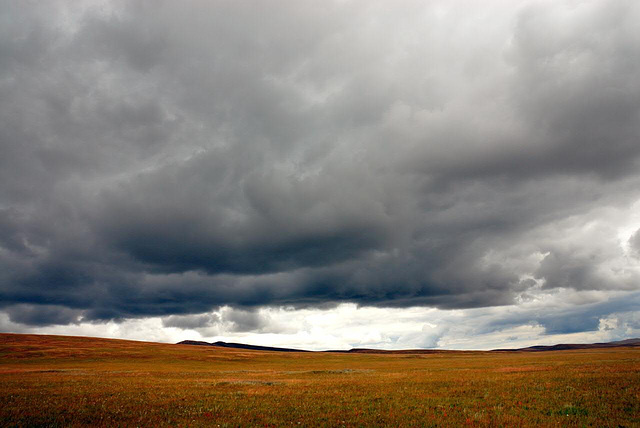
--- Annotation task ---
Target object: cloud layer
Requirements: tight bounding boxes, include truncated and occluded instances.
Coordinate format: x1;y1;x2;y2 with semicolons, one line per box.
1;0;639;340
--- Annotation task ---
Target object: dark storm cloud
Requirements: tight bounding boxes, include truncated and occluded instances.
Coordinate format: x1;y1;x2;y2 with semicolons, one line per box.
4;304;83;327
1;0;640;327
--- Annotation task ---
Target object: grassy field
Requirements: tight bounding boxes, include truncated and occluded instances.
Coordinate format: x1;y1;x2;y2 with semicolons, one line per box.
0;333;638;427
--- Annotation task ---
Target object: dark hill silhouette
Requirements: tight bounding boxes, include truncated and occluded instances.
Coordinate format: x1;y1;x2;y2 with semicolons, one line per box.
177;340;310;353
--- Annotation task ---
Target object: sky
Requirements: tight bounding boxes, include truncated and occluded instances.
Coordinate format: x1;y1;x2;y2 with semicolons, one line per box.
1;0;639;350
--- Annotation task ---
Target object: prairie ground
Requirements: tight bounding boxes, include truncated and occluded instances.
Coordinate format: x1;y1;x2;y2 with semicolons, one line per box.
0;333;638;427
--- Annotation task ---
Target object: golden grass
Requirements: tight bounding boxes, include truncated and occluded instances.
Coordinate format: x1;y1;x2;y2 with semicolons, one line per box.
0;333;638;427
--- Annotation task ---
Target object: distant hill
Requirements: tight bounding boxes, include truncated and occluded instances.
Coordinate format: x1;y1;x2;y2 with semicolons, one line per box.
177;340;310;353
178;338;640;353
493;338;640;352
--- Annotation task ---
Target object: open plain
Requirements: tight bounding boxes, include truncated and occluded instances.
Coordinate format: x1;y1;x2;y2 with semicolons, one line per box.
0;333;638;427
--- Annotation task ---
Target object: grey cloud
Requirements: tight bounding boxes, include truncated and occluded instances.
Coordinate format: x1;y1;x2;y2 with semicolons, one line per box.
505;1;640;180
629;229;640;255
224;309;265;333
163;313;219;330
161;308;274;334
1;0;639;329
480;291;640;335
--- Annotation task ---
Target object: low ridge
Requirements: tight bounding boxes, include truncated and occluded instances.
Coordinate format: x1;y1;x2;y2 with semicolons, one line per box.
177;337;640;353
492;337;640;352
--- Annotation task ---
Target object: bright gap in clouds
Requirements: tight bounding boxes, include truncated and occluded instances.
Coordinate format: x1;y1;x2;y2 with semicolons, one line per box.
3;290;639;351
